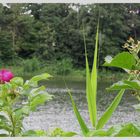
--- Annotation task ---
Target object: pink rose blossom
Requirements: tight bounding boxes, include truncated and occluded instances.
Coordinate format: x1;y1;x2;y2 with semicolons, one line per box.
0;69;14;83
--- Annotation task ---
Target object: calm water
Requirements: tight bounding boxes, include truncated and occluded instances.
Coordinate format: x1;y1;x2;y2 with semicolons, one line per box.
23;78;140;133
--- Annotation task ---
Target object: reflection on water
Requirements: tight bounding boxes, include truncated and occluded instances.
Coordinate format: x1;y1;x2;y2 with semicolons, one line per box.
23;78;140;133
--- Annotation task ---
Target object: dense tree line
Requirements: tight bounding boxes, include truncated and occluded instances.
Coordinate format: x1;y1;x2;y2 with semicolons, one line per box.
0;3;140;68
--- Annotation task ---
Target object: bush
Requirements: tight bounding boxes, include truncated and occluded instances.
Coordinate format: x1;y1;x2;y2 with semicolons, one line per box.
54;58;73;75
0;72;53;136
23;57;40;73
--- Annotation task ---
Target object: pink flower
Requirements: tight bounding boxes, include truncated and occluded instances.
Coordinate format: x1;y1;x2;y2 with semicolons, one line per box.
0;69;14;83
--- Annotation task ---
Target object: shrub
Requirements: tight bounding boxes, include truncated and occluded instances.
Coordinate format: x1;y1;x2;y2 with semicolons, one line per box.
55;58;73;75
23;58;40;73
0;72;52;136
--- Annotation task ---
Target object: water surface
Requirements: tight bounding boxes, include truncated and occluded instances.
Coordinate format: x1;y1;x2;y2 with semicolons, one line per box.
23;78;140;133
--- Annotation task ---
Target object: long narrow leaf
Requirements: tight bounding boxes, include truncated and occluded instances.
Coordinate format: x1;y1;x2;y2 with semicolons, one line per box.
90;23;99;127
68;92;89;136
83;25;94;127
83;23;99;127
96;89;125;129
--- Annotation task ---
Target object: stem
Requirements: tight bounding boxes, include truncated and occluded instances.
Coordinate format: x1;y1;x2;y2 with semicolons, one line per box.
9;113;15;137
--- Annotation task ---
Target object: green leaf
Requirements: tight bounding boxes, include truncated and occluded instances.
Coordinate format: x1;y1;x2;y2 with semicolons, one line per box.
30;93;52;111
49;127;77;137
69;92;89;136
90;23;99;127
0;99;4;107
84;23;99;128
30;86;46;96
103;52;136;70
99;123;140;137
49;128;77;137
61;131;77;137
0;125;12;133
106;125;122;136
124;80;140;90
86;129;108;136
0;114;9;122
0;115;12;132
96;89;125;129
108;80;140;90
115;123;140;137
22;130;47;136
50;128;63;137
22;130;37;136
15;105;30;117
29;73;52;87
10;77;24;86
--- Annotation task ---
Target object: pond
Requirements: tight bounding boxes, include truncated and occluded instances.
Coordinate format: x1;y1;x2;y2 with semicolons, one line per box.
23;77;140;134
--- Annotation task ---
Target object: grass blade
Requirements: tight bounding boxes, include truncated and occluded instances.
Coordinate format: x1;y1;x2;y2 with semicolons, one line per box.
83;25;94;127
68;92;89;136
90;23;99;127
83;23;99;127
96;89;125;129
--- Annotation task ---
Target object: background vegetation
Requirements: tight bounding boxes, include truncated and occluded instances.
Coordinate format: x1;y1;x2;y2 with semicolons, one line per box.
0;3;140;77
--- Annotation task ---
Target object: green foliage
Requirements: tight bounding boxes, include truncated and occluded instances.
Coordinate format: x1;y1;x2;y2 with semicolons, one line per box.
84;23;99;127
48;128;77;137
0;73;52;136
1;3;140;69
70;23;125;134
104;52;136;70
54;58;73;75
23;128;77;137
69;25;140;136
107;37;140;111
22;130;47;136
69;92;89;136
96;89;125;129
113;123;140;137
107;80;140;90
86;123;140;137
23;58;40;73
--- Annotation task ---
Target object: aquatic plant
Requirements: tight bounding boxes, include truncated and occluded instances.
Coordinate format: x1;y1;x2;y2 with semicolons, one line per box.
69;24;140;136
